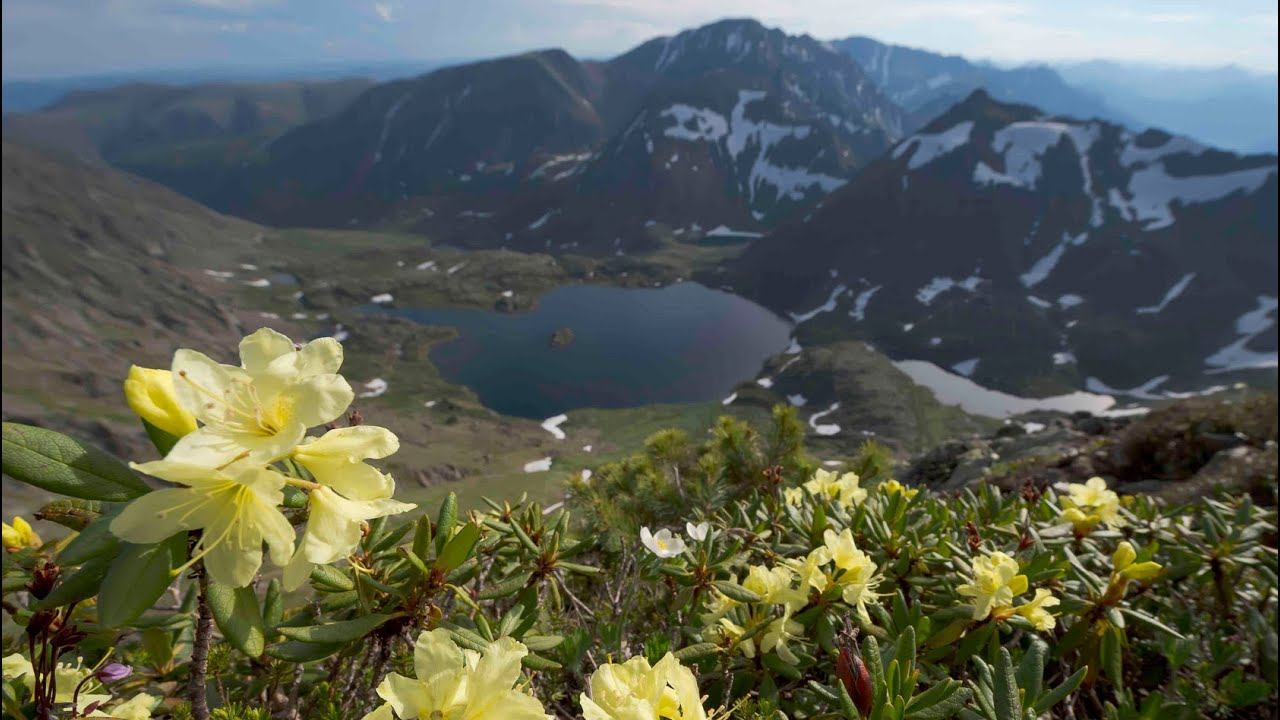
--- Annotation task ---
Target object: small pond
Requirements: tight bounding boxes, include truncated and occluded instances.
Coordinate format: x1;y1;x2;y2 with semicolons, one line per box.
372;282;792;418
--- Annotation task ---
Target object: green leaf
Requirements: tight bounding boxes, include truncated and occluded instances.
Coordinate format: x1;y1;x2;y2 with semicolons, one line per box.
521;653;562;671
277;613;398;644
268;641;346;663
992;648;1022;720
34;554;112;609
521;635;564;652
1032;667;1086;715
309;564;355;591
435;522;480;572
1101;625;1124;690
909;685;971;720
435;492;458;555
35;499;104;530
57;509;123;565
412;514;433;560
207;582;266;657
477;572;531;600
1016;638;1046;702
1118;607;1185;639
98;534;184;628
2;423;151;501
263;579;283;630
711;580;763;603
672;643;720;661
140;419;180;456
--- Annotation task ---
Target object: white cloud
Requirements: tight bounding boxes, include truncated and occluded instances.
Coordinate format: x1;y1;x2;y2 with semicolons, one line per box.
374;2;393;22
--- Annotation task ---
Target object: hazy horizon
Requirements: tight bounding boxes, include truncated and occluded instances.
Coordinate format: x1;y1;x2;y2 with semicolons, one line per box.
3;1;1277;81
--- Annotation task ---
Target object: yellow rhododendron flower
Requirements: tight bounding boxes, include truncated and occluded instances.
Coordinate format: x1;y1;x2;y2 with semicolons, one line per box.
1015;589;1060;632
291;425;400;500
362;629;550;720
782;487;805;506
880;479;918;499
743;564;801;606
3;654;111;714
804;469;867;507
2;516;41;550
92;692;159;720
166;328;353;467
1060;477;1125;532
957;551;1028;621
580;652;706;720
822;529;882;620
760;610;805;665
283;486;416;590
788;546;832;595
123;366;197;438
1112;541;1163;583
112;460;295;587
715;618;755;658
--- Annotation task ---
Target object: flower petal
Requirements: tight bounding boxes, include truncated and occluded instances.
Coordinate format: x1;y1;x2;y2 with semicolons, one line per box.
111;488;215;544
282;374;354;427
239;328;296;376
413;629;464;684
171;349;243;422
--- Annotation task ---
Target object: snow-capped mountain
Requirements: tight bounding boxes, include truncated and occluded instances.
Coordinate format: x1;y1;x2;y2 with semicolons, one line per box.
222;19;904;248
835;37;1118;133
728;91;1277;395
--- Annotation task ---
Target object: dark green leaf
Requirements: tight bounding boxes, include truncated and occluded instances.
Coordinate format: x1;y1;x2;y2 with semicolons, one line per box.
98;535;184;628
2;423;150;501
207;582;266;657
277;613;398;644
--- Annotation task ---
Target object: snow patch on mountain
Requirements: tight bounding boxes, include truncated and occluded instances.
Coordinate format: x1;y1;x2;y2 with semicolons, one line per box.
952;358;980;377
850;285;881;321
1111;162;1275;231
1136;273;1195;314
706;225;763;238
1020;231;1087;288
809;403;841;435
528;210;559;230
541;414;568;440
895;360;1118;418
986;121;1099;191
661;104;729;142
791;284;849;322
1205;295;1279;373
373;92;411;163
893;121;973;170
727;90;846;205
1086;374;1170;400
916;274;982;305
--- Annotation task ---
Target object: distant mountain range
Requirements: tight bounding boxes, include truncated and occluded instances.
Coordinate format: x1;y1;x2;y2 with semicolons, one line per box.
1057;61;1278;154
218;19;905;250
726;90;1277;396
2;78;377;203
834;37;1119;132
2;18;1275;405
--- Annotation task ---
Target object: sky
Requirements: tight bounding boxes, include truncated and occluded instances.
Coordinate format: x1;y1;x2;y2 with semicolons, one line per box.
3;0;1277;80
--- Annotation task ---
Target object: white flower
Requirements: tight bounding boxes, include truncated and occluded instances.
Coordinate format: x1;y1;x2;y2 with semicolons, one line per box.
640;527;687;558
685;521;709;542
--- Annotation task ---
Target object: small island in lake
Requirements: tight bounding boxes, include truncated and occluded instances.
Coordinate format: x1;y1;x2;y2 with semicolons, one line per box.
549;326;575;348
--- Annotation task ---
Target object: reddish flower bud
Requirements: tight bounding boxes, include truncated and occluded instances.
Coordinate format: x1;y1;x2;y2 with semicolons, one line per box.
836;641;874;717
27;560;60;599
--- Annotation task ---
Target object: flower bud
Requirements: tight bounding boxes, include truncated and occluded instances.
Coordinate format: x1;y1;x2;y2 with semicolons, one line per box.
3;516;42;551
836;641;874;717
95;663;133;683
27;560;60;599
123;366;197;437
1112;541;1137;572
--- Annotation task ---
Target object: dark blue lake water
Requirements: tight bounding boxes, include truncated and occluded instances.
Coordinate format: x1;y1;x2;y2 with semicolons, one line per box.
373;282;792;418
